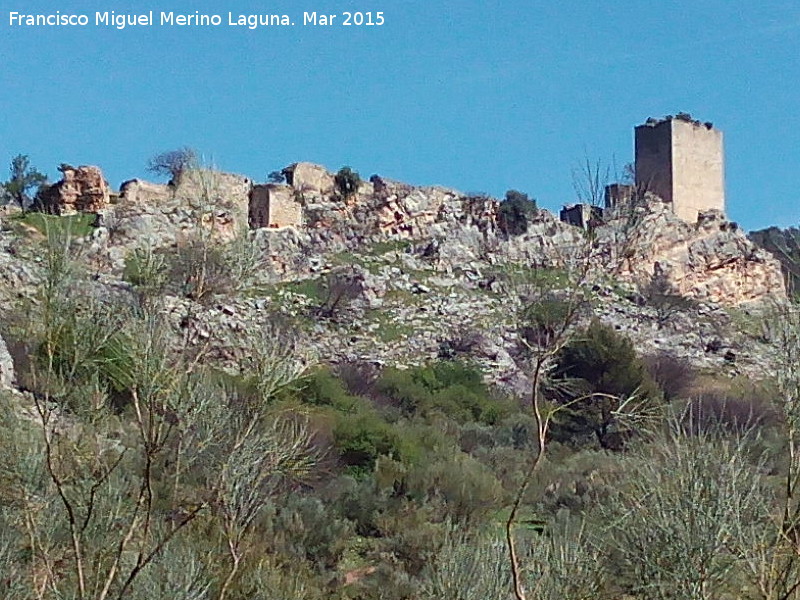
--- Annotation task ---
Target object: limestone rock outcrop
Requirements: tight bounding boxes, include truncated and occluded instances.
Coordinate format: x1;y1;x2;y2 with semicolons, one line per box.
39;165;110;214
84;161;783;309
598;204;785;306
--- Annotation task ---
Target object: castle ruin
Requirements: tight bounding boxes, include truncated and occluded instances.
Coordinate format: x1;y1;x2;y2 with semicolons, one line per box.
635;114;725;223
249;184;302;228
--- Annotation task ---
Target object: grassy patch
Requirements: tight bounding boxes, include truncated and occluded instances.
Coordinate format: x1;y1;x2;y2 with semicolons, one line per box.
383;288;418;306
371;314;414;343
11;212;96;238
492;264;571;289
367;239;412;256
282;278;326;303
330;251;368;268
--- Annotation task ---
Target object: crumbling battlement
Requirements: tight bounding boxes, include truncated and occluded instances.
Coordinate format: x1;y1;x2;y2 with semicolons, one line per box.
38;164;110;215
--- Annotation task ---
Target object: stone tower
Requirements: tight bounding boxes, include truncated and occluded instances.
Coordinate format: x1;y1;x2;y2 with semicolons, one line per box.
635;115;725;223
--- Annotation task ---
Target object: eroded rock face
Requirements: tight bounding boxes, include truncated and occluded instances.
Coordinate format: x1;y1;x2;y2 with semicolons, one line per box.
597;204;786;306
39;165;110;214
0;333;14;388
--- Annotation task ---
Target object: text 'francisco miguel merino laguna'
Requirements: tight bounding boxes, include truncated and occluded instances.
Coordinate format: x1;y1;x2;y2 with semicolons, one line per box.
8;11;386;29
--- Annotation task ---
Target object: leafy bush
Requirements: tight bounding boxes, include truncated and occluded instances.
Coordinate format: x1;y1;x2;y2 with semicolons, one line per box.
123;245;168;294
299;368;419;474
377;361;508;424
334;411;409;475
335;166;361;198
421;526;511;600
498;189;537;236
301;367;363;412
266;495;355;569
408;453;504;522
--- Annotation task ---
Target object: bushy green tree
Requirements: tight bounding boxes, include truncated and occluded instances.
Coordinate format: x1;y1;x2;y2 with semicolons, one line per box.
377;361;507;424
335;166;360;197
0;154;47;210
554;320;660;448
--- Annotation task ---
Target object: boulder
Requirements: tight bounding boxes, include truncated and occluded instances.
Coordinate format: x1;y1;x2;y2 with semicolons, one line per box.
284;162;336;197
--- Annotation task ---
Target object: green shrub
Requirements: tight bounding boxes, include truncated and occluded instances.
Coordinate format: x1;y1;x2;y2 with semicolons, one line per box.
376;361;507;424
498;189;537;236
296;368;422;475
123;245;168;293
376;367;432;414
408;453;504;522
334;411;405;475
267;495;355;569
554;320;661;449
301;367;362;412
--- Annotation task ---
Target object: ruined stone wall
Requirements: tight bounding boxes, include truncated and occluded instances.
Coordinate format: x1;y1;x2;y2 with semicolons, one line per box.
249;186;270;228
268;186;302;227
559;204;600;229
635;120;674;205
604;183;635;209
118;179;173;205
670;119;725;223
39;165;110;214
249;185;302;228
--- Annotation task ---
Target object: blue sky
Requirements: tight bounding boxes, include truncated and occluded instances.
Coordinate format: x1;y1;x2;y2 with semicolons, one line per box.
1;0;798;230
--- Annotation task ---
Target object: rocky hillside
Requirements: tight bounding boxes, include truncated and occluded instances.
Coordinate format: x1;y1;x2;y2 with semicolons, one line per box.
0;162;788;395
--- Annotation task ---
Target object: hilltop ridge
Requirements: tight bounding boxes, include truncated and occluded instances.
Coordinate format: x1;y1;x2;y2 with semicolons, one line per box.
0;161;787;395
